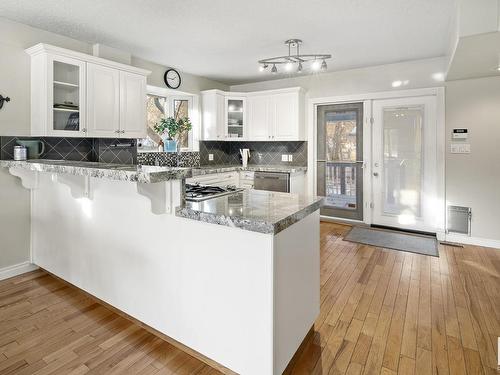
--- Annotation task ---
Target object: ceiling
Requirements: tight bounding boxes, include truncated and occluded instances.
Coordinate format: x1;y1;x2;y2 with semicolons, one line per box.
0;0;457;85
447;32;500;81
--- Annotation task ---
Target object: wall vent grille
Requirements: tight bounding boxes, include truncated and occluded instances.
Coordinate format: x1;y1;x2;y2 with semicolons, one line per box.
447;205;471;235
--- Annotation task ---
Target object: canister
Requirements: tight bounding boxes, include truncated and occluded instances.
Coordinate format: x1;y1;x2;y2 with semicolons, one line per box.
13;145;28;161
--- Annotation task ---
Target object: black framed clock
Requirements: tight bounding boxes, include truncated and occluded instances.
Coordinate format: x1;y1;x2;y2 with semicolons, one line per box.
164;68;181;89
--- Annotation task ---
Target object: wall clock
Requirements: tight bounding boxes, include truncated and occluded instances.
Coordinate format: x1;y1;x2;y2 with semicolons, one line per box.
164;69;181;89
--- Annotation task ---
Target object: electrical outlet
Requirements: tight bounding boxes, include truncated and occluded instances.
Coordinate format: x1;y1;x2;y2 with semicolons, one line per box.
208;154;214;161
281;154;288;162
288;154;293;162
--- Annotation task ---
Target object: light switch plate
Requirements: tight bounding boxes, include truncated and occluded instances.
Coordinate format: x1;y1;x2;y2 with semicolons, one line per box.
281;154;288;162
450;143;471;154
208;154;214;161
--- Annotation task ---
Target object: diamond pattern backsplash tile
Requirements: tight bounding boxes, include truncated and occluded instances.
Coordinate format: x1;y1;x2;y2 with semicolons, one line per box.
0;136;136;164
97;138;137;164
199;141;307;166
1;136;97;162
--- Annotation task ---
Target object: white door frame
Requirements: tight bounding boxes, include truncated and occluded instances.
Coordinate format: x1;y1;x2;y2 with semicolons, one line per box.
308;87;445;238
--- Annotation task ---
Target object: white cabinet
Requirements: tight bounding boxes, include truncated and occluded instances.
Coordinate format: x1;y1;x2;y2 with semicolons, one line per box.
225;97;246;139
239;171;255;189
202;88;305;142
119;71;147;138
187;171;239;187
273;92;303;140
247;95;270;141
26;43;150;138
201;91;226;140
87;63;120;137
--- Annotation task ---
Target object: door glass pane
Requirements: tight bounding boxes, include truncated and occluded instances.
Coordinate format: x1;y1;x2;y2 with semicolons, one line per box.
382;106;423;217
227;99;244;138
53;61;80;131
325;111;358;209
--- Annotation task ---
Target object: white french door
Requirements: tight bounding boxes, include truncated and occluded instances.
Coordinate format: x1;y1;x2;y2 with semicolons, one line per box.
372;96;440;233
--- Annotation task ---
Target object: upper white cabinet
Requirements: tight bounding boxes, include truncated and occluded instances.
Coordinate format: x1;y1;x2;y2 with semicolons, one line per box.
247;95;270;141
225;96;246;139
201;91;226;140
87;63;120;137
119;71;147;138
201;87;305;142
26;43;150;138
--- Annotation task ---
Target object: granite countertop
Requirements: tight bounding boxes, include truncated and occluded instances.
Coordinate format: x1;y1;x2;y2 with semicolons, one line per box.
176;189;324;234
191;164;307;176
0;159;192;184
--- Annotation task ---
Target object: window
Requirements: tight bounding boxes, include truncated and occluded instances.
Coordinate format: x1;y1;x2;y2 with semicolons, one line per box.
144;91;194;151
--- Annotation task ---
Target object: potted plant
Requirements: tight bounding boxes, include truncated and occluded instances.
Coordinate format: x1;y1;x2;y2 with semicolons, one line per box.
154;117;192;152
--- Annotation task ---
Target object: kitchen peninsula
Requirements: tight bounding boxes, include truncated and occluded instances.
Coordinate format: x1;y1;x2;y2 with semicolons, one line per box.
1;159;323;375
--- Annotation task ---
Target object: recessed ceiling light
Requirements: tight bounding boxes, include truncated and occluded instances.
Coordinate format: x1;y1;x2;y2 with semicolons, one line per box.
392;80;402;88
432;72;445;81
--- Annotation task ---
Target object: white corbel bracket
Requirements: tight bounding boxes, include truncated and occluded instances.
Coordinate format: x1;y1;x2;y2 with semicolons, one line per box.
136;180;183;215
53;174;93;199
8;167;39;189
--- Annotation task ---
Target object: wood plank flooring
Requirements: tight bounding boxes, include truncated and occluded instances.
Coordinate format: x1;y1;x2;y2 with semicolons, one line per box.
1;221;499;374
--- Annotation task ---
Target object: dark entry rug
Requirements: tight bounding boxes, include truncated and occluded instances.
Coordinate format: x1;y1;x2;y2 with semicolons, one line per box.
344;226;439;257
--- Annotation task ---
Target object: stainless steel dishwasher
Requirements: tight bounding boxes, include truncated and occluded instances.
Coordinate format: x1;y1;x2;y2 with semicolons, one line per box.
253;171;290;193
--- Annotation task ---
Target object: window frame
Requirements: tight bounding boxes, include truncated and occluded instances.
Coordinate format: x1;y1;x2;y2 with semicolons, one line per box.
146;85;200;152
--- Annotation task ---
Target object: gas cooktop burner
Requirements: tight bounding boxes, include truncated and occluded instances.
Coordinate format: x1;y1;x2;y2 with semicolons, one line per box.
185;183;244;202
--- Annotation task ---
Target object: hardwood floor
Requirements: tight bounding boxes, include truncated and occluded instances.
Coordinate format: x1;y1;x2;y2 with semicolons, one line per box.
1;221;499;374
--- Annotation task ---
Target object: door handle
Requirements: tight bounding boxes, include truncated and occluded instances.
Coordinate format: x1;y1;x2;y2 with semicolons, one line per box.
373;172;379;177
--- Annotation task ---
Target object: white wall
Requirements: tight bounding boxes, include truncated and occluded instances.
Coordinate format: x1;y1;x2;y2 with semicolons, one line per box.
445;76;500;242
231;58;500;245
0;17;227;274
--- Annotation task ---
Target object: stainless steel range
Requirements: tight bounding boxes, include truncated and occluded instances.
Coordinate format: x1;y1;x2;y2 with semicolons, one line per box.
185;183;244;202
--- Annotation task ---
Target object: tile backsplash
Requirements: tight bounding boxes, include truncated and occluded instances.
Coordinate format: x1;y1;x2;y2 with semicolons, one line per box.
0;136;137;164
199;141;307;166
137;151;200;167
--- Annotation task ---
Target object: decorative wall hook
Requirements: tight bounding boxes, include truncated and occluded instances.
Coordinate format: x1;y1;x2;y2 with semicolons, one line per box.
0;95;10;110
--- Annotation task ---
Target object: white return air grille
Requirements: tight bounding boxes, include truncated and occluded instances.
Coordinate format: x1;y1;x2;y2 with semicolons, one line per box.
447;205;471;235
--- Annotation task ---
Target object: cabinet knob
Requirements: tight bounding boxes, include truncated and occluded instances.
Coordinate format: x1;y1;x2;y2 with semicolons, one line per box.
115;130;120;133
121;130;125;134
82;128;87;133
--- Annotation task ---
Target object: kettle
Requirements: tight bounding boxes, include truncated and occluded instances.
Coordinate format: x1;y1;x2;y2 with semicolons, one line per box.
239;148;251;168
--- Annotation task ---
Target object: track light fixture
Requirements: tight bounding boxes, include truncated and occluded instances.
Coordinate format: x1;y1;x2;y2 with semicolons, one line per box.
258;39;331;75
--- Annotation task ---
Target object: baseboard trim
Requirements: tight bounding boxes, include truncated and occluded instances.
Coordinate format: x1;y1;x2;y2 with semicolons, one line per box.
444;234;500;249
0;262;38;281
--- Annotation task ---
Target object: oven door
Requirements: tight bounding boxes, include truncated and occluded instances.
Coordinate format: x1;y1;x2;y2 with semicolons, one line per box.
254;172;290;193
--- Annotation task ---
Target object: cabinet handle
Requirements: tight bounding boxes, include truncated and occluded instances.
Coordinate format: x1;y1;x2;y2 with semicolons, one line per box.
115;130;120;133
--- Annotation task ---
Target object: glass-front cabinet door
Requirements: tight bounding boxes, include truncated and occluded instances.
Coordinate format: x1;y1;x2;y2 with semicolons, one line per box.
225;97;245;139
48;55;86;136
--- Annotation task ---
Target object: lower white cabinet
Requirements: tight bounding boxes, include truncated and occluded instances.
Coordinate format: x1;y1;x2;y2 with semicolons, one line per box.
239;171;255;189
187;171;239;187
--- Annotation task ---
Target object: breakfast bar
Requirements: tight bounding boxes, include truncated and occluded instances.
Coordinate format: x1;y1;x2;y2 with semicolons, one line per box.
1;159;323;375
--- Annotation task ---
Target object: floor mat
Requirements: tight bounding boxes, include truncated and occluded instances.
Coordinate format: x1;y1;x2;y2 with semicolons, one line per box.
344;226;439;257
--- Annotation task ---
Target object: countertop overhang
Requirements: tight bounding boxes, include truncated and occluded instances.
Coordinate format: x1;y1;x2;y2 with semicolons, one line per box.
0;160;193;183
176;189;324;234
